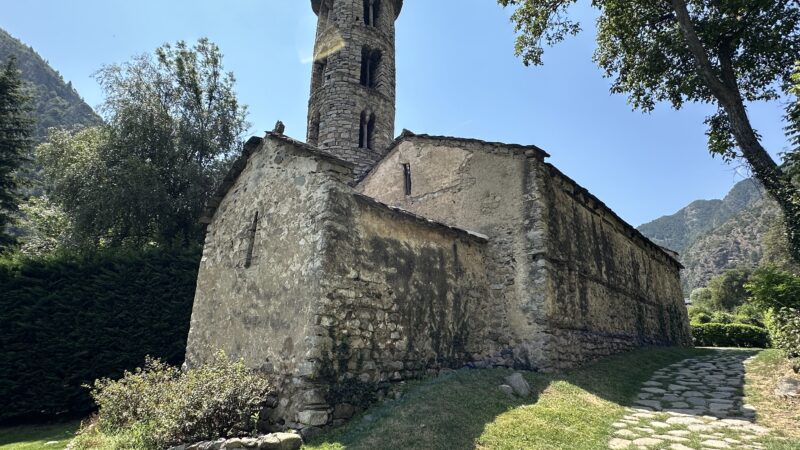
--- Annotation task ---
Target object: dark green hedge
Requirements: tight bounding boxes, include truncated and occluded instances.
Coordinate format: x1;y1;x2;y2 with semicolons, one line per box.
0;248;200;423
691;322;771;348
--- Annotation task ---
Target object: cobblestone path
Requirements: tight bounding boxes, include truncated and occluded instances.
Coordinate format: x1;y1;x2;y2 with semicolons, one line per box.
608;351;772;450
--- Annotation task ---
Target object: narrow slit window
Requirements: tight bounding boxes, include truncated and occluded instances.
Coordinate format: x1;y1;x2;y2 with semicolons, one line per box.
360;48;381;88
363;0;379;26
244;211;259;268
402;163;411;195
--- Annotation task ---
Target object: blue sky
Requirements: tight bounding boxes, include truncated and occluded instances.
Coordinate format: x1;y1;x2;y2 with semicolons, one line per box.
1;0;790;226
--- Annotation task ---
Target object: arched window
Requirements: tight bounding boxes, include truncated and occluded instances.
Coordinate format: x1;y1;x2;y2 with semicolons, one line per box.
363;0;380;26
360;47;381;88
311;58;327;92
321;0;334;21
359;110;376;150
309;112;321;146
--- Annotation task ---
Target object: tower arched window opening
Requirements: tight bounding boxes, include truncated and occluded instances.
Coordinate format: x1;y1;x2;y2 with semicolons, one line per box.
311;58;327;92
359;110;376;150
309;112;321;146
363;0;380;26
360;48;381;88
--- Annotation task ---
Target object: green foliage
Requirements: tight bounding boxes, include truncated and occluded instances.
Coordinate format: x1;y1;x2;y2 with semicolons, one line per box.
690;287;713;308
745;266;800;311
691;323;771;348
706;266;753;311
16;195;70;256
71;352;272;450
767;308;800;371
0;57;33;251
786;62;800;158
499;0;800;265
40;38;248;249
0;248;200;422
0;28;101;140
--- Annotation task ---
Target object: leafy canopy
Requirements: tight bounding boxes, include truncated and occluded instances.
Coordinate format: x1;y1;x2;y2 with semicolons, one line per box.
39;39;249;249
498;0;800;159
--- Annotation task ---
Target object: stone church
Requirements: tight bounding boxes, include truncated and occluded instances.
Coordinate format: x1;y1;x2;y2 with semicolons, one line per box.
185;0;691;433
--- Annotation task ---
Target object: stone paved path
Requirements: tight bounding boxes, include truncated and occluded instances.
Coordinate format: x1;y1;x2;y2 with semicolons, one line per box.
608;351;773;450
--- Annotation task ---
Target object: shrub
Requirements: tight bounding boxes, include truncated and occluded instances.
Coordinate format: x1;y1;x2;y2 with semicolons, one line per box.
745;267;800;370
0;248;200;422
767;308;800;372
71;352;272;450
691;323;771;348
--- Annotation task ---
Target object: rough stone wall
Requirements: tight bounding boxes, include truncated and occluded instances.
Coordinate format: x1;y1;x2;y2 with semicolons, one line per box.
357;134;550;367
531;162;692;370
307;0;400;178
358;133;691;371
299;192;493;428
187;134;495;433
185;135;352;428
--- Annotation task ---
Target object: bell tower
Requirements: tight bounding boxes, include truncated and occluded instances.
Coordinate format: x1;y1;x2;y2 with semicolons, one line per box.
307;0;402;178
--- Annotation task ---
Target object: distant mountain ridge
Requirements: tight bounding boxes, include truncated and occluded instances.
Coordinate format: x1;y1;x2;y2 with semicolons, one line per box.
638;179;779;293
0;28;101;139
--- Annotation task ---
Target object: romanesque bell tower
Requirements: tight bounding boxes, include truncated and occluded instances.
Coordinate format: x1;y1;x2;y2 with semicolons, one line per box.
307;0;402;177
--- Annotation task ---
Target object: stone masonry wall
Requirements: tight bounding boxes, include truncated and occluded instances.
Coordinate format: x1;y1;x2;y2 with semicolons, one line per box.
307;0;400;178
530;161;692;370
297;191;494;429
185;135;352;430
357;134;552;368
187;133;497;434
358;132;691;372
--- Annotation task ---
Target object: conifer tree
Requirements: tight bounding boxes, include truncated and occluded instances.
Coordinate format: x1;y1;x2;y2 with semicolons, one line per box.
0;56;32;251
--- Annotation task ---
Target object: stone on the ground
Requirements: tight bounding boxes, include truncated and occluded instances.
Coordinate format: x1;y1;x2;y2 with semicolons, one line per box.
499;384;515;396
607;352;775;450
775;377;800;398
504;372;531;397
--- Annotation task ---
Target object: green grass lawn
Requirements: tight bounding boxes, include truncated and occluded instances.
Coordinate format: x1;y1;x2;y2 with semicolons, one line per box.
5;347;797;450
0;421;80;450
305;347;715;450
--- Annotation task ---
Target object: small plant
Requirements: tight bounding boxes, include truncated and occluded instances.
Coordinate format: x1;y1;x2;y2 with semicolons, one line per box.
71;351;272;450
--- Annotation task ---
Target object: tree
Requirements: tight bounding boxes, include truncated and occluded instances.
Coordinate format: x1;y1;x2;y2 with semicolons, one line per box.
706;266;752;311
40;39;249;248
499;0;800;262
0;57;32;251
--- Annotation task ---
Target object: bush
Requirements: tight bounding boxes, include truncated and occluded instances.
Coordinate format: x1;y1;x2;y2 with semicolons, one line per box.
768;308;800;372
691;323;771;348
745;267;800;370
0;248;200;422
71;352;272;450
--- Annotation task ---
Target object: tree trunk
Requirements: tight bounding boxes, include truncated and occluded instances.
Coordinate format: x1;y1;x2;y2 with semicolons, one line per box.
671;0;800;263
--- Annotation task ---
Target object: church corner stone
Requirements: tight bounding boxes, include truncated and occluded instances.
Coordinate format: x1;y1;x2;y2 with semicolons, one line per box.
184;0;691;435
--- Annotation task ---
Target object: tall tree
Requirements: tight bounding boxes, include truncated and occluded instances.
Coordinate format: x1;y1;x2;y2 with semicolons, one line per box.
498;0;800;261
0;57;32;251
39;39;249;249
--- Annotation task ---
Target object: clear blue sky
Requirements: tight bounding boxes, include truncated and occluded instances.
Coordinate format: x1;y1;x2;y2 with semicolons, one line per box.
1;1;790;226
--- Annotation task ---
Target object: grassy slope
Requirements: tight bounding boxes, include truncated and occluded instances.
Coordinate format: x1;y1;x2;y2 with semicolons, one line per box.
744;349;800;439
306;347;714;450
0;421;79;450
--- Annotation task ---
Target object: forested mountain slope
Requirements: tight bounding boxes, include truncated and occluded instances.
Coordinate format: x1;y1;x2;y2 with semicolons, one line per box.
0;28;101;139
638;179;779;292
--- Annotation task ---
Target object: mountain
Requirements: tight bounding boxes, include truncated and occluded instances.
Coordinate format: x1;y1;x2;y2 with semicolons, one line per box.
0;28;101;139
638;179;780;293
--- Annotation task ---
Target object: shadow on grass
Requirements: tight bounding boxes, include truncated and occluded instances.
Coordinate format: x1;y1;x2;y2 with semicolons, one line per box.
0;420;80;449
305;347;719;450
